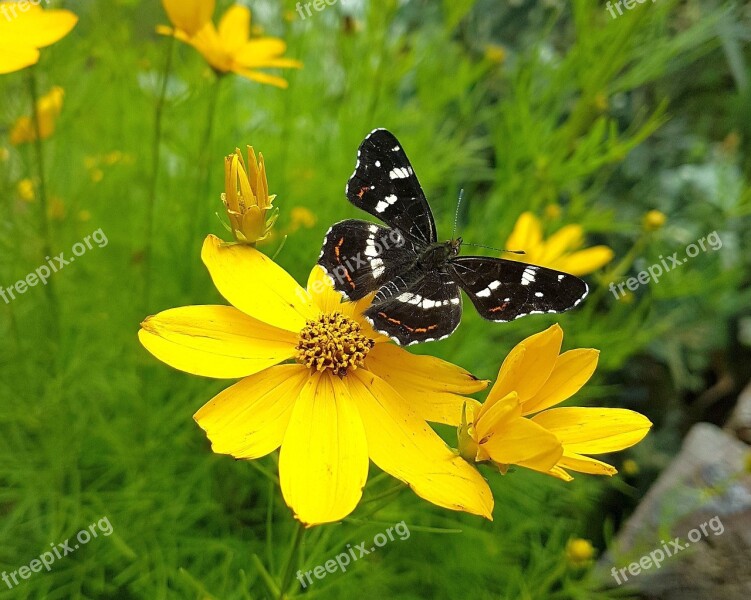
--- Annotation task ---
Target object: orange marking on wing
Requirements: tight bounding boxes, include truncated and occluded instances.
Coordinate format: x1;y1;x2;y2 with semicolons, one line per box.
489;302;510;313
334;237;356;290
414;325;439;333
378;312;415;332
357;186;369;199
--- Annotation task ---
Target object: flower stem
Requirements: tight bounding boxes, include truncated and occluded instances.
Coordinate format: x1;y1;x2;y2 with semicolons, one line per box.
185;75;223;290
277;521;305;600
28;67;59;339
143;33;176;313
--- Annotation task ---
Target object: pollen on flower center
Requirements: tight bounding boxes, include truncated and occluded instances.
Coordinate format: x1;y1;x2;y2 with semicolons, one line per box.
295;312;375;376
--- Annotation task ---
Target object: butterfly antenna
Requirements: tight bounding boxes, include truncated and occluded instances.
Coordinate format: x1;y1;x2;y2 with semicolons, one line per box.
463;242;526;255
452;189;464;241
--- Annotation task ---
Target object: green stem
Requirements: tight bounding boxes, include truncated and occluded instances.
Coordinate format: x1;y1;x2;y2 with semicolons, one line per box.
277;521;305;600
186;74;223;288
143;33;176;314
28;67;59;339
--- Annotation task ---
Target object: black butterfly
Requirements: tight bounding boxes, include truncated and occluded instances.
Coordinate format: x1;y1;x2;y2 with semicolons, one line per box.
317;128;588;346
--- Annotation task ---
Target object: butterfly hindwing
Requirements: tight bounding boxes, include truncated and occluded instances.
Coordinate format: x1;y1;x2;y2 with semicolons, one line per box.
346;129;437;246
449;257;588;322
365;269;462;345
318;219;418;301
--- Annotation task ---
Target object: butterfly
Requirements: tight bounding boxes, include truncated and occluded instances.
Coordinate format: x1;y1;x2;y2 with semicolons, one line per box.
317;128;588;346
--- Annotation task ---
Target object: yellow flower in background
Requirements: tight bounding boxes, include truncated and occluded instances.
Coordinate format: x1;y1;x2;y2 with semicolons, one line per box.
139;236;492;526
484;44;506;64
0;147;9;161
17;178;34;202
566;538;595;567
0;2;77;74
459;325;652;480
642;209;667;232
158;4;302;88
288;206;317;233
161;0;215;37
622;458;640;476
503;212;614;276
10;86;64;145
222;146;278;244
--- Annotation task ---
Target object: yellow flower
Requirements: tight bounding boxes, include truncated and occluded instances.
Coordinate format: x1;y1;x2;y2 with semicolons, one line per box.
566;538;595;567
0;147;9;162
139;236;492;526
484;44;506;64
622;458;639;476
17;178;34;202
642;209;667;232
0;2;77;74
161;0;215;37
90;168;104;183
10;86;64;146
503;212;614;277
158;4;302;88
222;146;277;244
288;206;317;233
459;325;652;480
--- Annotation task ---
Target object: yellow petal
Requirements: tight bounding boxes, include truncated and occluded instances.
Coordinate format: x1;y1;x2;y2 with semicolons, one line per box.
217;4;249;53
547;465;574;482
532;408;652;453
505;211;542;253
522;349;599;415
139;305;296;378
536;224;583;264
365;343;487;425
474;392;520;441
349;369;494;520
0;44;39;74
306;265;345;315
194;364;308;459
161;0;215;36
233;67;290;88
486;324;563;404
551;246;615;277
188;22;230;71
279;372;369;526
557;451;618;476
201;234;318;332
238;38;288;61
481;416;563;472
0;7;77;49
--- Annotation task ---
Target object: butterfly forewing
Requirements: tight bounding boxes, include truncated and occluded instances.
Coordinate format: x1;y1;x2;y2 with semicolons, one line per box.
364;270;462;346
346;129;437;246
449;257;588;322
318;219;418;300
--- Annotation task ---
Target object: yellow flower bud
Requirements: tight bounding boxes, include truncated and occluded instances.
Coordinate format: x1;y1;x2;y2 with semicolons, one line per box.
643;209;667;232
222;146;278;245
566;538;595;567
622;458;639;475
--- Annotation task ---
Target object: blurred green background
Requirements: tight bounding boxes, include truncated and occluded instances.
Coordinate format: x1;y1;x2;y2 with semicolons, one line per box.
1;0;751;598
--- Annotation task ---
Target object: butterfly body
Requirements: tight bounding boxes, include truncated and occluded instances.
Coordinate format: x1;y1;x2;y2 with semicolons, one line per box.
318;129;588;346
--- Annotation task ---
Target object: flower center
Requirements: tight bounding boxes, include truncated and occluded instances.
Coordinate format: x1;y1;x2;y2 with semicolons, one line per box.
295;312;375;376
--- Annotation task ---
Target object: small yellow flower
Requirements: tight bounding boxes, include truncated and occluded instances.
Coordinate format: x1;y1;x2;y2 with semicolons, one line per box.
10;86;64;146
222;146;278;244
503;212;614;277
161;0;215;37
288;206;317;233
90;168;104;183
0;147;9;162
158;4;302;88
484;44;506;64
17;178;34;202
642;209;667;232
0;2;77;74
104;151;124;165
622;458;639;476
566;538;595;567
459;325;652;480
139;238;493;526
78;209;92;222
